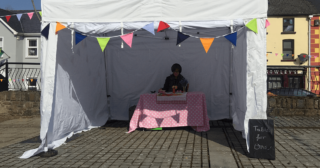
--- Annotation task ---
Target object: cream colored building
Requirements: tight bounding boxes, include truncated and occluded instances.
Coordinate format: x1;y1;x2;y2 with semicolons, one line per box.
267;17;309;66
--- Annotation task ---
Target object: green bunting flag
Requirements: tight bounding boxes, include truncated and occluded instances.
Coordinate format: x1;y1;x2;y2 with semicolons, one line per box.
97;38;110;52
0;49;4;58
39;12;42;17
246;18;258;34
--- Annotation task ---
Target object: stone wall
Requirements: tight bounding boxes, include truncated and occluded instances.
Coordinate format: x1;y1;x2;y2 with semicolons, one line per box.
0;91;40;117
267;96;320;117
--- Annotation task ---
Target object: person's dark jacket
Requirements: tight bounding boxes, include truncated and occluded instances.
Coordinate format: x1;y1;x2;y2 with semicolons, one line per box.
162;74;186;92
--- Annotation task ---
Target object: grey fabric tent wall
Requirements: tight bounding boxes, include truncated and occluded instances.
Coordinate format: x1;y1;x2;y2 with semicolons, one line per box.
104;27;247;120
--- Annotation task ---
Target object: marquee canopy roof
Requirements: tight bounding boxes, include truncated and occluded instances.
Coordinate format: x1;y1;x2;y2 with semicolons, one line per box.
42;0;268;23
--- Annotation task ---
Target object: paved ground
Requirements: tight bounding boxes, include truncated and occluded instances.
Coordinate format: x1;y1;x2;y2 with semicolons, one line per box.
0;116;320;168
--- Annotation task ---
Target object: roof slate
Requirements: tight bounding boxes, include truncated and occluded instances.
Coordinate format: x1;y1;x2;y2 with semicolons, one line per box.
268;0;318;16
0;9;41;34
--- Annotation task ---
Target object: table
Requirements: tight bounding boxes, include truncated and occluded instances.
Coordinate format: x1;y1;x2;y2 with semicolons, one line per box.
128;92;210;133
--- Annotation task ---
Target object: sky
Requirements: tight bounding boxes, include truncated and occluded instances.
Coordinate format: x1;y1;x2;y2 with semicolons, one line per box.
0;0;41;10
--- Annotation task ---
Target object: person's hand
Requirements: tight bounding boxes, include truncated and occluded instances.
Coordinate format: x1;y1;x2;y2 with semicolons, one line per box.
159;89;165;93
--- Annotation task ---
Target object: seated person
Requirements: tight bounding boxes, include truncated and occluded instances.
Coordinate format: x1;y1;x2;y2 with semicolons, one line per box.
159;63;189;93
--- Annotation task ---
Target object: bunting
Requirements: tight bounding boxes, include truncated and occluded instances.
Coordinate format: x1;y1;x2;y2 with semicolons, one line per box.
176;32;190;45
0;79;2;82
246;18;258;34
120;33;133;48
41;24;50;40
97;38;110;52
157;21;170;32
39;12;42;17
56;22;66;34
0;49;4;57
75;32;87;44
200;38;214;53
265;19;270;28
275;53;278;56
224;32;237;46
5;16;11;22
142;22;155;35
16;14;22;21
27;12;34;20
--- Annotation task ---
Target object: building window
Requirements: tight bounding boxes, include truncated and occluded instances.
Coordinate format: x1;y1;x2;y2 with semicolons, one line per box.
267;76;283;90
0;37;3;50
288;76;303;88
283;40;294;60
283;18;294;32
26;38;38;58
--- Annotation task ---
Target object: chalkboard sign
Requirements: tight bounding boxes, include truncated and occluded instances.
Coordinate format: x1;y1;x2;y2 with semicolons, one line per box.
249;119;275;160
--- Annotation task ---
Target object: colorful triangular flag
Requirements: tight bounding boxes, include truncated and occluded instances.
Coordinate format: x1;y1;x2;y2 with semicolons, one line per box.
9;79;11;82
27;12;34;20
157;21;170;32
142;22;155;35
120;33;133;48
22;79;24;82
41;24;50;40
224;32;237;46
281;53;284;56
96;38;110;52
176;31;190;45
39;12;42;17
0;79;2;82
265;19;270;28
172;113;180;123
5;16;11;22
0;49;4;58
275;53;278;56
75;32;87;45
155;118;164;127
55;22;66;34
13;79;15;82
200;38;214;53
16;14;22;21
246;18;258;34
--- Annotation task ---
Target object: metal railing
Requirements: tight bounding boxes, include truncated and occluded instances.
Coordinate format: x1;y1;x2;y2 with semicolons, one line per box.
0;61;41;91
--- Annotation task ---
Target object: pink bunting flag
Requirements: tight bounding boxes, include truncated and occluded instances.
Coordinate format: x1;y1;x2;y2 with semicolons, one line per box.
314;55;318;58
275;53;278;56
120;33;133;48
265;19;270;28
27;12;34;20
13;79;15;82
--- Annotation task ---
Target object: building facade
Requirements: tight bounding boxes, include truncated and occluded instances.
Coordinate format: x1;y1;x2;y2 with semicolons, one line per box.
267;0;319;92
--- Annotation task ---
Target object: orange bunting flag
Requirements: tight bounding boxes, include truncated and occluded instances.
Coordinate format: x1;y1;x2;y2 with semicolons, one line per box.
200;38;214;53
0;79;2;82
30;79;33;82
55;22;66;34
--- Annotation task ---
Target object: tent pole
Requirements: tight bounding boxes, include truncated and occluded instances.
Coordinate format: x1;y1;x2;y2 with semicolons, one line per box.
229;20;234;119
39;134;58;157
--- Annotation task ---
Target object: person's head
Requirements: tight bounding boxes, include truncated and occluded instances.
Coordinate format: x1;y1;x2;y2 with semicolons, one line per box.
171;63;182;77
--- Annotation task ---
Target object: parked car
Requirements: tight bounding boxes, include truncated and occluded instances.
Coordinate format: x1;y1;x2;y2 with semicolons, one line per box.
267;88;317;97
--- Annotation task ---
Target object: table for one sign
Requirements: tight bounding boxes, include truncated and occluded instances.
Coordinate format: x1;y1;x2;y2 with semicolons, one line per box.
249;119;275;160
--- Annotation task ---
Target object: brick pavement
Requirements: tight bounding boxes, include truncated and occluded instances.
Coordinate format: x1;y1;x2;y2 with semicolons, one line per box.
0;116;320;168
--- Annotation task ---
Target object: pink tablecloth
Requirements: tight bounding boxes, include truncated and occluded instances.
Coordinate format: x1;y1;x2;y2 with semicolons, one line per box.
128;92;210;133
